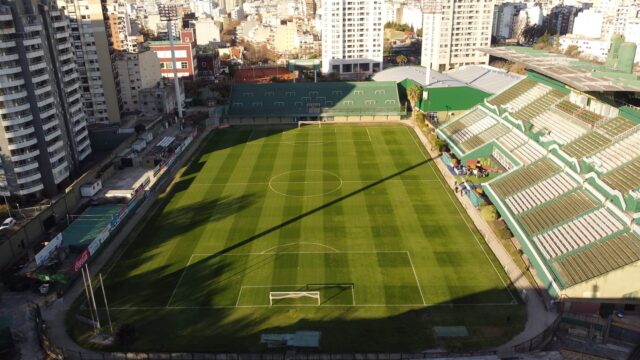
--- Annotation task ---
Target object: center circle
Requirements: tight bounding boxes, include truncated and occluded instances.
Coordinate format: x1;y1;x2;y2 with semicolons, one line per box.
268;170;342;198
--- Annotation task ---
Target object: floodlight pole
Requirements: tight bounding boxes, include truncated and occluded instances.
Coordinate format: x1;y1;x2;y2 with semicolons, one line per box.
99;273;114;335
159;4;183;120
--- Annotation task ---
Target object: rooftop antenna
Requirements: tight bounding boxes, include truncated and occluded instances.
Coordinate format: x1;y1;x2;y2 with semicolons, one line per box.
422;0;442;87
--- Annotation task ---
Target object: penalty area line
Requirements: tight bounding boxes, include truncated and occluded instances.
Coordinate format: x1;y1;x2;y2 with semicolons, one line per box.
166;254;193;308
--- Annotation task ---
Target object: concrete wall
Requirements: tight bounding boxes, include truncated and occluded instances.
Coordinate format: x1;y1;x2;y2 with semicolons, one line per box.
562;260;640;300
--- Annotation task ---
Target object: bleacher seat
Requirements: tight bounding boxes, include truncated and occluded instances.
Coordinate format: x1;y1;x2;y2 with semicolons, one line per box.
517;189;599;235
555;231;640;286
506;172;578;214
511;90;565;123
534;207;625;259
487;79;537;107
561;131;612;159
450;116;497;144
588;130;640;173
490;158;560;198
460;124;510;152
601;159;640;194
597;116;637;138
503;84;551;113
530;109;589;145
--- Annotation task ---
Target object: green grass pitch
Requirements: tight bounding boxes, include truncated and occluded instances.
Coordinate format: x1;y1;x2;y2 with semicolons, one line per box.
77;124;525;352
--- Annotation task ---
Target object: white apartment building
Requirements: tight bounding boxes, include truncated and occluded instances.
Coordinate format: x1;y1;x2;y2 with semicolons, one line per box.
0;0;91;198
321;0;384;75
115;51;161;113
421;0;495;72
57;0;122;124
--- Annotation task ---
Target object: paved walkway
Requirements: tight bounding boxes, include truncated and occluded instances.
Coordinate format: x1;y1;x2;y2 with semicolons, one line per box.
408;122;558;353
40;125;215;359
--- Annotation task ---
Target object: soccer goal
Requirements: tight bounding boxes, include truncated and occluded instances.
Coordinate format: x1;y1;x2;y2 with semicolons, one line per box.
269;291;321;305
298;120;322;128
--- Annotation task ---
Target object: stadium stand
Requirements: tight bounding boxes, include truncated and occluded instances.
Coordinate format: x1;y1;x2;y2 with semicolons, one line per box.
530;109;589;144
554;231;640;287
561;131;612;159
460;124;510;152
517;189;599;235
506;172;579;214
597;116;637;137
502;83;551;112
511;90;565;122
226;81;405;123
490;158;560;198
554;100;604;127
486;78;537;107
601;160;640;194
533;207;626;259
587;131;640;173
511;141;546;165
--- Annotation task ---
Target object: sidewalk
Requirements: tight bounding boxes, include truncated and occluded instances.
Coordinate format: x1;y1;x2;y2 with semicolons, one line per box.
41;125;215;358
408;122;558;352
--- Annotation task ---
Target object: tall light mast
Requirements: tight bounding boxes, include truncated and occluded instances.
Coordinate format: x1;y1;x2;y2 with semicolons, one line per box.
158;4;184;119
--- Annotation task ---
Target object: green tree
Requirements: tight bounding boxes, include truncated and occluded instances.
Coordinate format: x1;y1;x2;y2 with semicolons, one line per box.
480;205;498;221
407;84;423;120
396;54;408;65
564;45;581;57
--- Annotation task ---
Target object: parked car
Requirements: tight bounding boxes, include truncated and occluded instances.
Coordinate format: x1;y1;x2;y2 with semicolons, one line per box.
0;217;16;230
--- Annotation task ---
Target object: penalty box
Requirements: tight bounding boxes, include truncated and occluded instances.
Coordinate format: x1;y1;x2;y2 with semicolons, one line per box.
171;251;425;307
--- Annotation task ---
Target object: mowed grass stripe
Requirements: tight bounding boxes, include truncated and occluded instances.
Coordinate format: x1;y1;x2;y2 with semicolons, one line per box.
350;129;394;305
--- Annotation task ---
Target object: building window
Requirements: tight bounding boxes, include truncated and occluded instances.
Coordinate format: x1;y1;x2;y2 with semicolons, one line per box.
181;62;188;69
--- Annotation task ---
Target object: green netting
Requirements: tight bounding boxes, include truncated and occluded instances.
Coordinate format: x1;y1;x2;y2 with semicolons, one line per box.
62;204;122;247
419;86;491;112
227;81;405;117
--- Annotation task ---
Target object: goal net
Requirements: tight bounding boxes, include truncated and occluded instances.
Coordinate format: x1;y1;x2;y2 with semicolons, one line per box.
269;291;321;305
298;120;322;128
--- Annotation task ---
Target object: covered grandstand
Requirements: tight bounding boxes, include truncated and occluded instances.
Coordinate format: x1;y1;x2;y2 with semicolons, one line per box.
435;64;640;306
225;81;406;124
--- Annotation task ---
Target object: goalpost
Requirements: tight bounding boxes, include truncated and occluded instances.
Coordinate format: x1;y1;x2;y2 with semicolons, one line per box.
269;291;321;305
298;120;322;128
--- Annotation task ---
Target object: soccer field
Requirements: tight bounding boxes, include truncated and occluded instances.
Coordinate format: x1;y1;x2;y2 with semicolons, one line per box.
88;124;525;352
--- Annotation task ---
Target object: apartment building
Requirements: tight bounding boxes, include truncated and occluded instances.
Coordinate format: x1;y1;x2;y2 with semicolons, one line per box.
421;0;495;72
321;0;384;76
0;0;91;198
115;50;161;113
105;0;143;52
147;29;197;79
55;0;121;124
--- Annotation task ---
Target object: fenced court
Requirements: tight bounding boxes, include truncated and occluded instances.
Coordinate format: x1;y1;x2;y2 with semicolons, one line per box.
79;124;524;352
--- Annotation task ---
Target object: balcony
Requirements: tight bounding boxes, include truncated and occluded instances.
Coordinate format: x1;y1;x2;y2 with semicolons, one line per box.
29;61;47;72
0;89;27;101
8;137;38;150
53;164;69;184
0;102;30;115
32;73;49;83
16;171;41;184
47;140;64;152
0;40;15;48
13;160;38;173
26;49;44;58
45;128;61;141
0;52;18;62
34;84;51;96
0;63;21;75
15;181;44;195
40;106;56;119
2;114;32;126
0;78;23;89
78;143;91;160
23;37;41;47
5;126;34;138
11;148;39;162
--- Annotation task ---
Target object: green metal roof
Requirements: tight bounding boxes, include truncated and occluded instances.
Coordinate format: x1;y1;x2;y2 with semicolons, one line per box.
419;86;491;112
227;81;405;118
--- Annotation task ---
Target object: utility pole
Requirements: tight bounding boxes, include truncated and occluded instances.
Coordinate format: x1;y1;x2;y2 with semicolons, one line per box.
158;3;183;119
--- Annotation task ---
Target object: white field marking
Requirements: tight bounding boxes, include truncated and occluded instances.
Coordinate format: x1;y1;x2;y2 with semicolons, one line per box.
268;170;343;198
405;251;426;305
365;127;372;142
235;286;243;307
166;254;194;307
237;284;355;307
104;302;517;311
259;242;340;254
405;127;518;303
190;179;440;186
190;250;410;256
